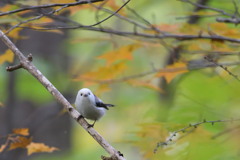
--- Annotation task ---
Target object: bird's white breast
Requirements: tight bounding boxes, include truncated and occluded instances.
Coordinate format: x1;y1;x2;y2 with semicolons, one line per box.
75;93;106;121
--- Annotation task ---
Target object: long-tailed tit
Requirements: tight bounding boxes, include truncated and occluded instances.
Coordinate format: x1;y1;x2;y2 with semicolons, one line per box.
75;88;114;127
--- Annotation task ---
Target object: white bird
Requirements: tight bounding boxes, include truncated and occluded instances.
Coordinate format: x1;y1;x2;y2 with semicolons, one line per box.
75;88;114;127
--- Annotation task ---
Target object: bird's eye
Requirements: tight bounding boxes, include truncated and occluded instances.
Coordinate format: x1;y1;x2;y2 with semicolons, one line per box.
88;92;90;95
80;93;83;96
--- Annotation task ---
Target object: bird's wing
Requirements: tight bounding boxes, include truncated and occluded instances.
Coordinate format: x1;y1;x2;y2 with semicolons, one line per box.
94;94;114;110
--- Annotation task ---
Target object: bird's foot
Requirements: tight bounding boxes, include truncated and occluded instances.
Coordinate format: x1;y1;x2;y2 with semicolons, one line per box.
87;121;96;128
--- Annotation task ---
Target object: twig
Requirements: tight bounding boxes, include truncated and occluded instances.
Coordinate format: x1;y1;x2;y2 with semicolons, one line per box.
154;118;240;153
0;30;125;160
5;4;70;35
86;0;131;27
204;56;240;82
6;64;23;72
180;0;233;17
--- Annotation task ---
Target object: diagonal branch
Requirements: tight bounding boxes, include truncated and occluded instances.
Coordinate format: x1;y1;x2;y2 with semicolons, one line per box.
0;30;125;160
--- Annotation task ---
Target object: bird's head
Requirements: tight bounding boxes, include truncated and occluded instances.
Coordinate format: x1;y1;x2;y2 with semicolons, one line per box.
78;88;94;98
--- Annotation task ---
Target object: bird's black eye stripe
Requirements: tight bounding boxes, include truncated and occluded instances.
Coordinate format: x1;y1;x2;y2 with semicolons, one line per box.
80;93;83;96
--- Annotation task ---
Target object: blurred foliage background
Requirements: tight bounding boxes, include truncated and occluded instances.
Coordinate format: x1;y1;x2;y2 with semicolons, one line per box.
1;0;240;159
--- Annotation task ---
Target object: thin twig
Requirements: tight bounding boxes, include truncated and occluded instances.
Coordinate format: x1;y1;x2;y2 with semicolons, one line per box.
86;0;131;27
204;56;240;82
5;5;69;35
180;0;233;17
154;118;240;153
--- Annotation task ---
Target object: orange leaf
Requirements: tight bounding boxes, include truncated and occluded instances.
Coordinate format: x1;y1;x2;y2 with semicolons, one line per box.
98;44;140;66
0;49;14;65
155;62;188;83
0;145;6;152
27;142;59;155
9;136;32;150
13;128;29;136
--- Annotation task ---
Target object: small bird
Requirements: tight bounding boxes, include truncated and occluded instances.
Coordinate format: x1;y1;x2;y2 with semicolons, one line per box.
75;88;115;127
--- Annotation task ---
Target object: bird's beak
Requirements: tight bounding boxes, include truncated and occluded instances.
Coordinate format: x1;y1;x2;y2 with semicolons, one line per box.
83;94;88;97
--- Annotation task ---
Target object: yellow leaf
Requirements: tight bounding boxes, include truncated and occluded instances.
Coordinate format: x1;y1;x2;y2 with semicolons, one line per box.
74;62;127;83
127;80;164;93
155;62;188;83
0;49;14;65
7;28;24;39
27;142;59;155
180;24;203;34
95;84;111;95
9;136;32;150
0;144;6;152
98;44;140;66
13;128;29;136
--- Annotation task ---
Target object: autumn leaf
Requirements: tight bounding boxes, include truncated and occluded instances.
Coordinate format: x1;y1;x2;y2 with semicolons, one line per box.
13;128;29;136
95;84;111;95
155;62;188;83
153;24;180;33
127;80;164;93
98;44;140;66
74;61;127;85
27;142;59;155
9;136;32;150
0;49;14;65
6;28;25;40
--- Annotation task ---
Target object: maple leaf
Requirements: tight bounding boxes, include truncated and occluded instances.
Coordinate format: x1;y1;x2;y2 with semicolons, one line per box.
13;128;29;136
9;136;32;150
155;62;188;83
0;49;14;65
98;44;140;66
27;142;59;155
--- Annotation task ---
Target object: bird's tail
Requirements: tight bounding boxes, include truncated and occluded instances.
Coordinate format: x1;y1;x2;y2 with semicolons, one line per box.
105;104;115;107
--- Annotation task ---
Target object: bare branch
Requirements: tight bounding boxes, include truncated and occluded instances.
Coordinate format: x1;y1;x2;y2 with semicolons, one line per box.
20;25;240;43
0;30;125;160
216;17;240;24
